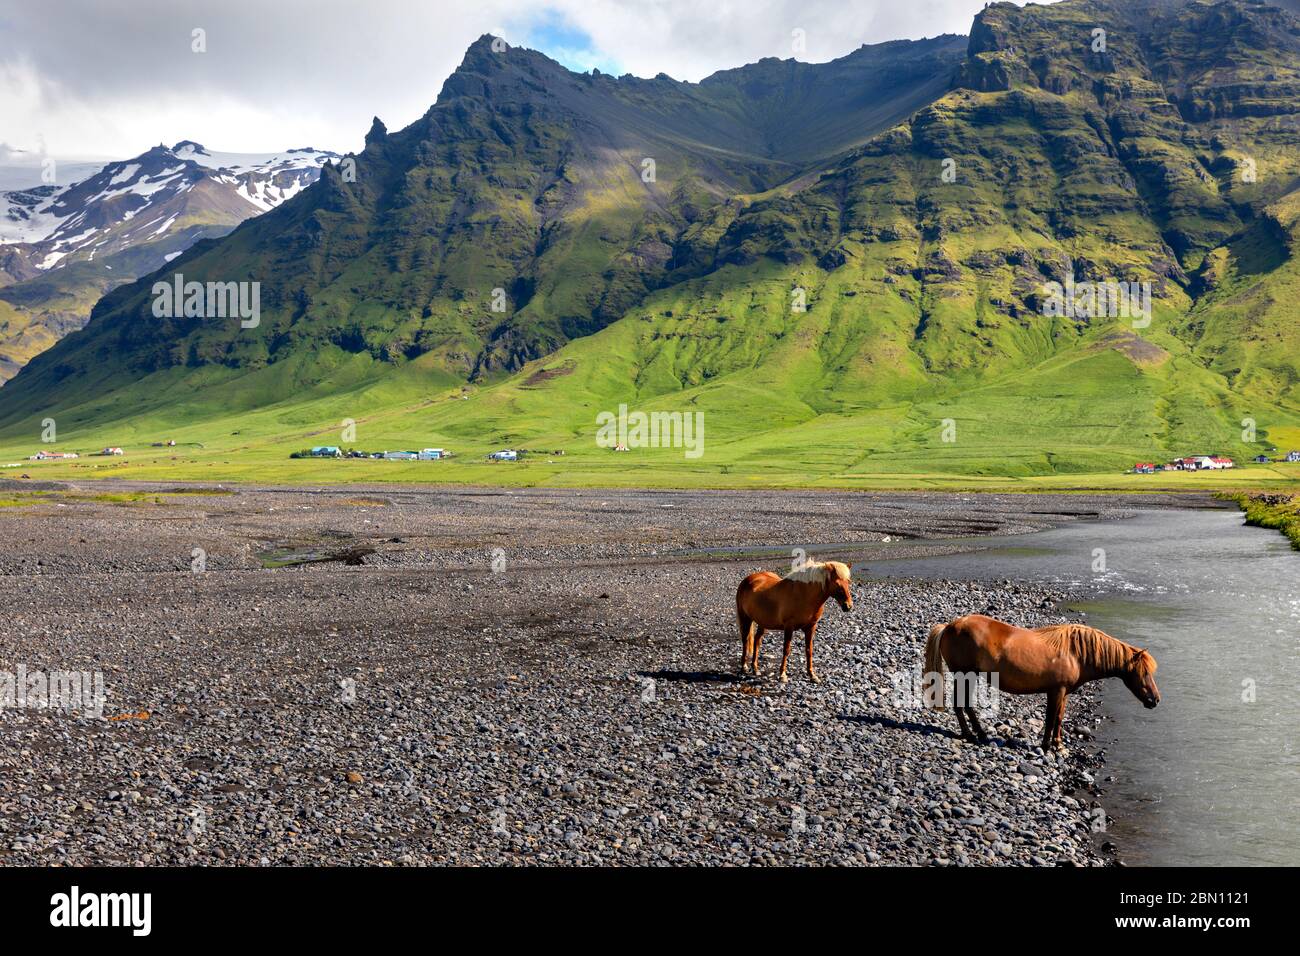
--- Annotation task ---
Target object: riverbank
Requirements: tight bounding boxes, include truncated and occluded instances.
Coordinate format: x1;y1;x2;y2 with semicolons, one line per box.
1220;491;1300;549
0;484;1198;865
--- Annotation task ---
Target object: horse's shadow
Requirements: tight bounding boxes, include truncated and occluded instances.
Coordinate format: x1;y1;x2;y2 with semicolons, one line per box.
841;711;1037;750
838;711;963;741
637;668;742;685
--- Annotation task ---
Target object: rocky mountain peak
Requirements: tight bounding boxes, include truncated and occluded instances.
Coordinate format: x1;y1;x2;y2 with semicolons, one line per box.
364;117;388;145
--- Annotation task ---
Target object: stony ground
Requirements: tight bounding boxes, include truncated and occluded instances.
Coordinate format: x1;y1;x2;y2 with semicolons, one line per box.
0;483;1204;865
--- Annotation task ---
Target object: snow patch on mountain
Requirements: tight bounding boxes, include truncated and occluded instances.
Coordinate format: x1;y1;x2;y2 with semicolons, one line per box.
1;141;342;268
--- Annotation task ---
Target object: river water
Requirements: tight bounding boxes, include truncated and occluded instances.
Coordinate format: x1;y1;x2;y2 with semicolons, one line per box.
867;506;1299;867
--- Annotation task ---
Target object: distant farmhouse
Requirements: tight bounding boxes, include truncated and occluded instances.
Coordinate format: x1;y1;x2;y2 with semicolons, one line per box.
99;447;124;456
1149;455;1235;472
294;446;451;461
1289;450;1300;463
28;450;78;461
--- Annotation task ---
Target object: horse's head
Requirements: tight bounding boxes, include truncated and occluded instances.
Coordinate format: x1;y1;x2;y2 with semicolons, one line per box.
826;562;853;613
1123;648;1160;709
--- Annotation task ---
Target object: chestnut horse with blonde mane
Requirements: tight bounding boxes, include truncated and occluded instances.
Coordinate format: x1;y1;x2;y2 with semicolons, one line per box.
736;561;853;682
924;614;1160;750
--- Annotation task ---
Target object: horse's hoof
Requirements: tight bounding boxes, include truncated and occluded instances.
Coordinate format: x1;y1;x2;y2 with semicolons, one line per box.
779;674;789;683
808;674;822;684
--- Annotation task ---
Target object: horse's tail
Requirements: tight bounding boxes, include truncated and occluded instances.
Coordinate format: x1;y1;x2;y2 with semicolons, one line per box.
923;623;948;711
735;579;756;642
737;609;755;642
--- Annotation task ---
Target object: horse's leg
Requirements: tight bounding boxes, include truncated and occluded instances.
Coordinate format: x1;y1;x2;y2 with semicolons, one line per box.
1055;691;1068;749
1042;688;1065;751
737;613;753;675
779;629;794;682
966;705;990;745
804;623;821;683
954;706;973;741
751;630;765;676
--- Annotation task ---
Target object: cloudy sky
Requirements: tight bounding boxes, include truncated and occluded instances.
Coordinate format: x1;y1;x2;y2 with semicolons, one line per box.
0;0;1002;161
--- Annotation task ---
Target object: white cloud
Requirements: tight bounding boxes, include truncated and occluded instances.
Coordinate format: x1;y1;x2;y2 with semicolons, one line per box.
0;0;996;160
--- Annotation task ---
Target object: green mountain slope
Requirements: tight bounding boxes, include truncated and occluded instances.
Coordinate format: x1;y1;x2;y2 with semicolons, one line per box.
0;33;964;425
404;0;1300;474
1;0;1299;482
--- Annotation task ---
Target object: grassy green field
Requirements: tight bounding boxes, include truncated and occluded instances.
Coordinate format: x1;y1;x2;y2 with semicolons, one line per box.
6;446;1298;492
3;350;1297;491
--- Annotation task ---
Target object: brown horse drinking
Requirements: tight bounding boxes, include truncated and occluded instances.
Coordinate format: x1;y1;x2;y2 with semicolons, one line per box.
736;561;853;682
923;614;1160;750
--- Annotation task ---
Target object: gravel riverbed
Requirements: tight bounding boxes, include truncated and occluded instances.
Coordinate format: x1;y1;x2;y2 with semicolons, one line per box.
0;483;1206;865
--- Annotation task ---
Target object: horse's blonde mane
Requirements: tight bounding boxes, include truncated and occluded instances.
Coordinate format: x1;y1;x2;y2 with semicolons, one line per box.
1036;623;1153;674
784;560;851;584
